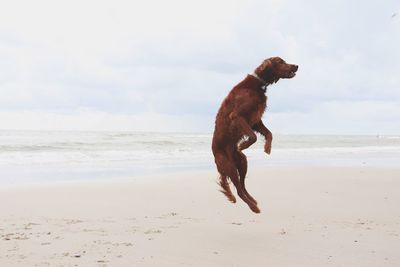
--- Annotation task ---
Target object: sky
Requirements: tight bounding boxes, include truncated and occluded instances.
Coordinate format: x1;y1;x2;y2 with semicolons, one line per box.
0;0;399;134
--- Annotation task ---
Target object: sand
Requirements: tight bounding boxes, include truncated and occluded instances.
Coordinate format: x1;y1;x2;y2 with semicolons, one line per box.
0;166;399;267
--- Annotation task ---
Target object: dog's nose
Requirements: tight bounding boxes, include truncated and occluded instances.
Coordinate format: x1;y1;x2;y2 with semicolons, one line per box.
293;65;298;71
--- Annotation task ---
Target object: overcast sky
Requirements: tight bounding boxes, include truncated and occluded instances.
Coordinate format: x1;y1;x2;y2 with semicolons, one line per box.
0;0;399;134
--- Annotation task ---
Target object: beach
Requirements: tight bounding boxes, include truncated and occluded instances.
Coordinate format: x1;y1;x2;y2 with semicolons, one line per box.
2;0;399;265
1;166;400;267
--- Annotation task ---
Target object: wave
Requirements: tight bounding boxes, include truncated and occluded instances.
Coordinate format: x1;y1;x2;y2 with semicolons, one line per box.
1;131;399;153
1;131;399;184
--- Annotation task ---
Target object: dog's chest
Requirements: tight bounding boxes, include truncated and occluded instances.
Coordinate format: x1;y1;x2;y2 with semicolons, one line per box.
250;95;267;125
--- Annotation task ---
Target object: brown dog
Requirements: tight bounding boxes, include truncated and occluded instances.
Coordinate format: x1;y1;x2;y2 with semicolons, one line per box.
212;57;298;213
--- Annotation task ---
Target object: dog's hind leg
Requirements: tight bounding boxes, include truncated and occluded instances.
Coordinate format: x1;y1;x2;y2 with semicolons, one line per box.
234;150;258;206
215;152;260;213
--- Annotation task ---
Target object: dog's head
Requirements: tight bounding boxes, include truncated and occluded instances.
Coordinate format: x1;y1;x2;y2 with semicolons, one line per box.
254;57;298;84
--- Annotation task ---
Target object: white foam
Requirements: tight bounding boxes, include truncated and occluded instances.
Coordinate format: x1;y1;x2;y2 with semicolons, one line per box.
0;130;399;184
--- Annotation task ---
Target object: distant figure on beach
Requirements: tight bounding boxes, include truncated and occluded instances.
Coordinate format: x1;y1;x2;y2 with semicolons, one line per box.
212;57;298;213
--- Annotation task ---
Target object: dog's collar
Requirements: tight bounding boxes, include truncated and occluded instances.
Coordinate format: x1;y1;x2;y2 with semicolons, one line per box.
249;73;268;93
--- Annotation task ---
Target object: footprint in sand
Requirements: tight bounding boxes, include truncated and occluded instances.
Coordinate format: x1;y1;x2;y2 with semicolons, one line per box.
144;229;162;235
64;219;84;225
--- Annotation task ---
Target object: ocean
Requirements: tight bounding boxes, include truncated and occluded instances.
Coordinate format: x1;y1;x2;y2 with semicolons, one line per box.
0;130;399;184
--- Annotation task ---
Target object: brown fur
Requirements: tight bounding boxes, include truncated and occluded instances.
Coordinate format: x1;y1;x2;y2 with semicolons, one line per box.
212;57;298;213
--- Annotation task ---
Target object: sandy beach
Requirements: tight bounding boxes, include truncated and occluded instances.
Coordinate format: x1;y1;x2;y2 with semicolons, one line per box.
0;166;399;267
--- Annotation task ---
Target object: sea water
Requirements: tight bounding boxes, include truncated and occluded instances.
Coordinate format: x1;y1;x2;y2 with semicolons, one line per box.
0;130;399;184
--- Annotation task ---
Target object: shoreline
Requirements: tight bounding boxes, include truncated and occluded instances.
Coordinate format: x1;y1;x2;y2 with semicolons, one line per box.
1;164;400;188
1;131;400;186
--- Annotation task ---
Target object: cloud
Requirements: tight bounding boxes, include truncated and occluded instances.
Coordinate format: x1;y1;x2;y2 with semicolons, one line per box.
0;0;399;133
267;100;400;135
0;109;212;132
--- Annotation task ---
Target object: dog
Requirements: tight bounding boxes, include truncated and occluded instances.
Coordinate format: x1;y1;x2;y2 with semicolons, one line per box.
212;57;298;213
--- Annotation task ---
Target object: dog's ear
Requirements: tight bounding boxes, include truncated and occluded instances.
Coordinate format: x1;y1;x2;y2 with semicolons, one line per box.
255;59;277;80
255;59;271;74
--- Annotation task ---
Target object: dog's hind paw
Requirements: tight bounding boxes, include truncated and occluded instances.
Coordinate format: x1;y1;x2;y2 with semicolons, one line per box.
249;205;261;214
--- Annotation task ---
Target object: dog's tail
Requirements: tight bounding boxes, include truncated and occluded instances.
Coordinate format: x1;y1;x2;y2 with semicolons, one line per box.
217;175;236;203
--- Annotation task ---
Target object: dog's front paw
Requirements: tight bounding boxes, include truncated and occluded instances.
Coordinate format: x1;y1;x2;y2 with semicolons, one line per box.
264;142;272;155
237;143;242;151
237;142;246;151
